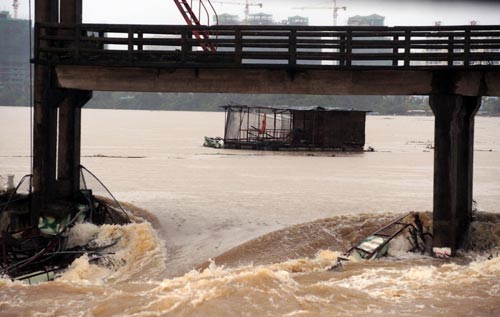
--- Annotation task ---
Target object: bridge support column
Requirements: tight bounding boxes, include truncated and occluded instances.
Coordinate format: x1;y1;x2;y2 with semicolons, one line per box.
33;0;90;221
56;90;92;200
430;94;480;254
32;0;59;224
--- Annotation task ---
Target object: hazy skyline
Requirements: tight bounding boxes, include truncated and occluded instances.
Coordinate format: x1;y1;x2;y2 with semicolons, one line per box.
1;0;499;26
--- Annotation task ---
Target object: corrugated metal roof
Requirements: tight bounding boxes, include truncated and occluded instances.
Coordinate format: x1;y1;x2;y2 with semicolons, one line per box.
221;104;370;112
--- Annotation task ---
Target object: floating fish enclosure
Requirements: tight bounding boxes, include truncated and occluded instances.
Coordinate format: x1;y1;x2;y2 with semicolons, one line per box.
222;105;368;151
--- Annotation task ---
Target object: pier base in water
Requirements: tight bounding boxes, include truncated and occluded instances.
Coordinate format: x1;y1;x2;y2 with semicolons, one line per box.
430;94;480;254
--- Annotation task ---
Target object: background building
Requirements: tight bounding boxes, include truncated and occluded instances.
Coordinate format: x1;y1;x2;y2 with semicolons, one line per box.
347;14;385;26
0;10;30;106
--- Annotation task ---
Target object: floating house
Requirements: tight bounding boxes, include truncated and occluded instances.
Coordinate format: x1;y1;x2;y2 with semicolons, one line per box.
222;105;368;151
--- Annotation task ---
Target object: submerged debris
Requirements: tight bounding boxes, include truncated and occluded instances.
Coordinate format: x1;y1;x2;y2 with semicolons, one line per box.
329;212;433;270
0;167;131;284
203;136;224;149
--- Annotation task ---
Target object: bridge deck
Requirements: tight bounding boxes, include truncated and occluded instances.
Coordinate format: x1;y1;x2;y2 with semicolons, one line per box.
35;23;500;96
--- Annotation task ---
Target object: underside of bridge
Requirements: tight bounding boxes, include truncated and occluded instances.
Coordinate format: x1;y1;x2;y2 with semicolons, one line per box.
33;0;500;254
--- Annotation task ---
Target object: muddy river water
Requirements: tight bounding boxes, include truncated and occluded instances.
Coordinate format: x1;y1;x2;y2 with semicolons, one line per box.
1;107;499;316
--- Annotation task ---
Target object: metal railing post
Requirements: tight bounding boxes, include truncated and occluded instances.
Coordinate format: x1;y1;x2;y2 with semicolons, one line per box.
235;29;242;66
127;26;133;61
404;29;411;67
392;35;399;66
346;30;352;67
289;29;297;67
464;28;471;66
448;35;454;66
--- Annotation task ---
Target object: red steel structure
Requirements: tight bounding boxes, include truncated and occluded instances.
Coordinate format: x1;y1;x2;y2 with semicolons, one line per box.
172;0;218;52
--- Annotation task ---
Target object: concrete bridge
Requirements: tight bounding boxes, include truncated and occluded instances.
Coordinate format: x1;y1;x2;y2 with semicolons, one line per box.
33;0;500;254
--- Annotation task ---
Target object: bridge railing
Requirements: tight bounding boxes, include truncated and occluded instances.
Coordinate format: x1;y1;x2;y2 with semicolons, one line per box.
34;23;500;69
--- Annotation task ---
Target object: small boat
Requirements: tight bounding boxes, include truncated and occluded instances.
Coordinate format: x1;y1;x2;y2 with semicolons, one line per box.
203;136;224;149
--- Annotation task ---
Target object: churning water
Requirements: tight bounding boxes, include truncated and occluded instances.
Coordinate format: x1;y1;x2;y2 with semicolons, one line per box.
1;107;499;316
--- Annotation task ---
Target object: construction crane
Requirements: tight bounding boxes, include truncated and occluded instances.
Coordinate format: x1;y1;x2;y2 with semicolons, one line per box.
294;0;346;26
12;0;19;19
212;0;263;23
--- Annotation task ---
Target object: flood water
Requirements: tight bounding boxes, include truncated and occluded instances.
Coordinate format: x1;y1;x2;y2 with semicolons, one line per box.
1;106;499;316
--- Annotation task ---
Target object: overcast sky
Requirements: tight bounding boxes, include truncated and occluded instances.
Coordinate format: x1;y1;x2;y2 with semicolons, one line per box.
2;0;499;26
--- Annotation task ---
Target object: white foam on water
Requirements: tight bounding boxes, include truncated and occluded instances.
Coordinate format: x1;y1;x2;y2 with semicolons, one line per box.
59;222;166;285
326;253;500;301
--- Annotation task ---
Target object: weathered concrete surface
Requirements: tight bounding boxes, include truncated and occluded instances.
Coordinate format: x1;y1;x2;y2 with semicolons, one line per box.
55;66;500;96
32;0;60;223
430;95;480;253
56;90;91;199
33;0;91;218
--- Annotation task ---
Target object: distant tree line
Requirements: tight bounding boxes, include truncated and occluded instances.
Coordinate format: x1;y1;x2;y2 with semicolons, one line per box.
2;88;500;116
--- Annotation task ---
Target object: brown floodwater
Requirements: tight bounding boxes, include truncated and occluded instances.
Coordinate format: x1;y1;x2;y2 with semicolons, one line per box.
1;107;499;316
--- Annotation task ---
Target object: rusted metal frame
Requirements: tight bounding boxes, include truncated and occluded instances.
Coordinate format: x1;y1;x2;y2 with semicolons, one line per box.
311;112;316;146
223;108;229;141
273;110;277;140
237;108;245;141
257;107;261;140
246;108;250;142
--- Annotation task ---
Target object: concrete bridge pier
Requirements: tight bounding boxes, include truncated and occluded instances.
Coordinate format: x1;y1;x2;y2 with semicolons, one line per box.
56;90;92;199
430;94;481;254
32;0;90;223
